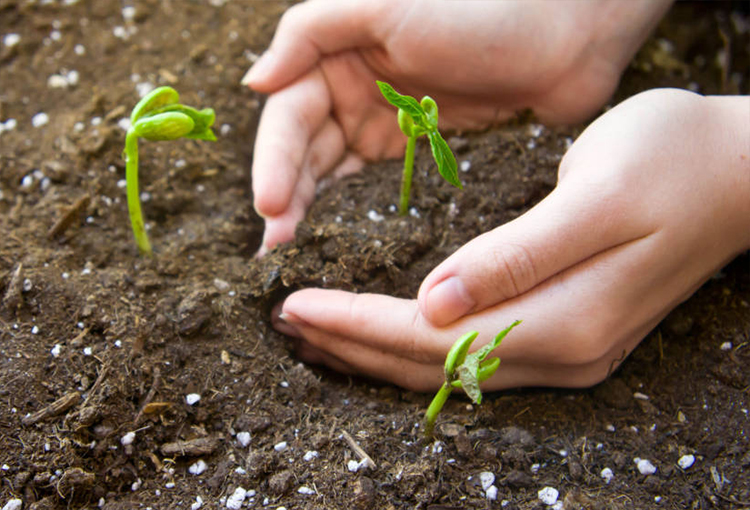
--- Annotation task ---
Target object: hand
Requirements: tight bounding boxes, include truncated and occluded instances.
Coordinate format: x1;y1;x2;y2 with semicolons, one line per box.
244;0;672;254
273;90;750;391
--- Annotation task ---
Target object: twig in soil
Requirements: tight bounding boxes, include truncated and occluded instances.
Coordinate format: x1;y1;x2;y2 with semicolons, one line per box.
2;263;23;311
81;364;110;408
47;194;91;239
340;429;376;470
134;366;161;424
160;435;222;457
22;391;81;425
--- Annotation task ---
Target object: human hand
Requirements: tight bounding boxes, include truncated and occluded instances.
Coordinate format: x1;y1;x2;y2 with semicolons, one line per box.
273;89;750;391
244;0;672;254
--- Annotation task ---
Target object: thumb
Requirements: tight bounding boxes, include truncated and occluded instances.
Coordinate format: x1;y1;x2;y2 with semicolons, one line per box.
241;0;395;92
417;184;650;327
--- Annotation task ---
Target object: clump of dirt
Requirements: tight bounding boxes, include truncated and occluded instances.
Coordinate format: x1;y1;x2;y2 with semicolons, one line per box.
1;1;748;509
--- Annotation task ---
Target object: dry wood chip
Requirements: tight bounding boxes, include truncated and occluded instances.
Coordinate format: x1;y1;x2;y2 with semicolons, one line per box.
160;435;222;457
22;391;81;425
48;194;91;239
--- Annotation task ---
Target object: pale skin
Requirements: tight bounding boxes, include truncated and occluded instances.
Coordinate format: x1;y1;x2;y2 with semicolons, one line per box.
244;0;750;392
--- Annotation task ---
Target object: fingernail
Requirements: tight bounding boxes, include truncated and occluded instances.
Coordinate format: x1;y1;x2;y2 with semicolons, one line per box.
241;51;272;86
425;276;475;325
272;305;307;339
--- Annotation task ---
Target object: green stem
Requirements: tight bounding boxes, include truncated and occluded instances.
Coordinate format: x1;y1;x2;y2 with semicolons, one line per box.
125;129;152;256
399;135;416;216
424;381;452;438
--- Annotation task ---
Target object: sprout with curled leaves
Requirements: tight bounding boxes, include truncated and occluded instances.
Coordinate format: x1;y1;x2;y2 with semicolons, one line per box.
423;320;521;438
124;86;216;256
376;81;461;216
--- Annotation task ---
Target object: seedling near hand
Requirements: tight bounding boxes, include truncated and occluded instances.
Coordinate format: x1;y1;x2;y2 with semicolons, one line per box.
124;86;216;256
376;81;461;216
423;321;521;438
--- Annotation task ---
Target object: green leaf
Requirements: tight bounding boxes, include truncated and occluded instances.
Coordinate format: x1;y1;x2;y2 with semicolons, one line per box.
376;81;424;120
420;96;438;129
397;109;416;137
185;128;217;141
130;86;179;124
427;130;461;188
473;320;522;363
456;356;482;404
444;331;478;380
477;357;501;382
133;112;195;141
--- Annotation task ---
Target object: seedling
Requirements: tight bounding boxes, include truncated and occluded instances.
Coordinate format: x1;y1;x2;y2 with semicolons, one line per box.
376;81;460;216
423;320;521;438
124;86;216;256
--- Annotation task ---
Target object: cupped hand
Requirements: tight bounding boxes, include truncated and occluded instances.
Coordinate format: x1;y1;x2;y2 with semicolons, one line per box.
245;0;672;254
273;89;750;391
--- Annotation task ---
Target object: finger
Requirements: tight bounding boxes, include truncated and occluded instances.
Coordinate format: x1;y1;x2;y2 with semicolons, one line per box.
242;1;397;91
417;182;655;327
279;289;450;364
292;328;448;392
252;69;332;219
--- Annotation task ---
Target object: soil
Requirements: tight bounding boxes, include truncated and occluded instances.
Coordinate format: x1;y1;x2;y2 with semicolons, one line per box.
1;1;749;509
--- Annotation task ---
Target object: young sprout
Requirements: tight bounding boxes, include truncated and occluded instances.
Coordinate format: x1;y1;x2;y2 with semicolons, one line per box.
124;86;216;256
376;81;461;216
423;320;521;438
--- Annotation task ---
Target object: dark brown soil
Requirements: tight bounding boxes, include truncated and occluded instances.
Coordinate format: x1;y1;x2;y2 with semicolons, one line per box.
1;1;748;509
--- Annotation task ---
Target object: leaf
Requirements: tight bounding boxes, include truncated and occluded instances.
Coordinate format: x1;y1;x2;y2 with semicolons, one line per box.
456;356;482;404
130;86;179;124
133;112;195;141
427;131;461;188
185;128;217;141
444;331;478;380
376;81;424;120
473;320;521;363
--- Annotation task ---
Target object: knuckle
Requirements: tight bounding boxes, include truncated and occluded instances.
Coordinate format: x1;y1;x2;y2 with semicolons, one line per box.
486;243;538;300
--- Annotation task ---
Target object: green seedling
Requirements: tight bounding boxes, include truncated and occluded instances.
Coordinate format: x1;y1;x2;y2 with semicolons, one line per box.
376;81;460;216
124;86;216;256
423;320;521;438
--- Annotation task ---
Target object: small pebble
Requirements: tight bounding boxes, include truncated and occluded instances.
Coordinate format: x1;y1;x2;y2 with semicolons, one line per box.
185;393;201;405
51;344;63;357
297;486;315;495
191;496;203;510
236;432;251;448
720;341;732;351
538;486;559;505
122;6;136;21
635;458;657;475
485;485;498;501
225;487;247;509
74;44;85;55
31;326;39;335
460;160;471;172
2;499;23;510
188;460;208;475
273;441;287;452
600;467;614;484
479;471;495;491
678;454;695;469
3;34;20;47
367;210;384;222
120;431;136;446
303;450;319;462
32;112;49;127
